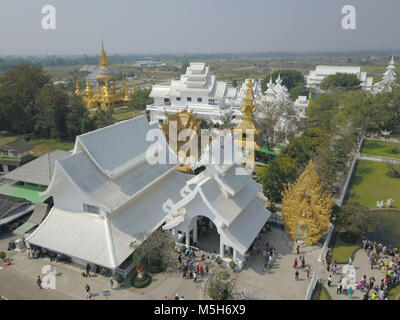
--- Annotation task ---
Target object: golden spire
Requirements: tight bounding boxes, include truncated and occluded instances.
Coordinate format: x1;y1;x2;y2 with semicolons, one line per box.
75;80;82;95
308;90;312;102
238;74;258;133
85;78;93;96
99;41;110;67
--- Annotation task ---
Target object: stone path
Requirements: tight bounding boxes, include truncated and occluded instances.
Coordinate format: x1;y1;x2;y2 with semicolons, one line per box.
0;233;207;300
233;227;322;300
318;248;390;300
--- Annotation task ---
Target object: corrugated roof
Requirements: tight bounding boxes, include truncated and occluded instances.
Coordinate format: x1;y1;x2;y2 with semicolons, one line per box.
3;150;70;186
3;139;33;153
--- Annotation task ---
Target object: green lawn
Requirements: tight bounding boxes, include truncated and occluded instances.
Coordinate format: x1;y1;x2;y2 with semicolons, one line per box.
319;284;332;300
331;233;361;264
367;209;400;249
387;284;400;300
362;140;400;159
348;160;400;209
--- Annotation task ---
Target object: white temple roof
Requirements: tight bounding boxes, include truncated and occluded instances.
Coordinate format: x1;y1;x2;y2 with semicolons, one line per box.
74;116;161;178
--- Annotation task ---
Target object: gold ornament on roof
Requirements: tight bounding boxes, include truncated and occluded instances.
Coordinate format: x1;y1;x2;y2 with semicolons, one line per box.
161;109;202;174
281;160;334;246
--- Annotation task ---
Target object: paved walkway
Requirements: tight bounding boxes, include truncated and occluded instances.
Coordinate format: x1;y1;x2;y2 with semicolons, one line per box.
233;227;322;300
0;233;207;300
318;248;390;300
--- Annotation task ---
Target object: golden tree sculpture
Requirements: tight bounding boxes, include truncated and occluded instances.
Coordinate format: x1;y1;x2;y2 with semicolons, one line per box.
281;160;334;246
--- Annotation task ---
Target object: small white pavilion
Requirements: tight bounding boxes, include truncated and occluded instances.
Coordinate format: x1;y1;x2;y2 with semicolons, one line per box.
162;135;272;269
371;57;399;95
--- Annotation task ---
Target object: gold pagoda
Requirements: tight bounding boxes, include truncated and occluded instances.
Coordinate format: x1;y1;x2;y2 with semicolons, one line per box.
281;160;334;246
161;109;202;174
234;75;262;164
75;42;136;109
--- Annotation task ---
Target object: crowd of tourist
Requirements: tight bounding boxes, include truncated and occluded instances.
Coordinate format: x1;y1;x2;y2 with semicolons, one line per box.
177;248;212;281
327;239;400;300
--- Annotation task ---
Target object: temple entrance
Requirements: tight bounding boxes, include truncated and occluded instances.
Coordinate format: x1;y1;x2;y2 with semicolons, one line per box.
195;216;219;254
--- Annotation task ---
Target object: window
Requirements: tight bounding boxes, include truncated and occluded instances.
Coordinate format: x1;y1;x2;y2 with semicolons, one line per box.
208;99;215;104
164;98;170;103
176;97;181;101
187;97;192;102
83;203;100;214
197;97;202;103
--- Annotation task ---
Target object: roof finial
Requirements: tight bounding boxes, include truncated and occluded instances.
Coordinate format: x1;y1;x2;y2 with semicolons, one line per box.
99;41;110;67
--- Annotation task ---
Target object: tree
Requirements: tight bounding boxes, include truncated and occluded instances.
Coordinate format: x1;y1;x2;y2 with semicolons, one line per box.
331;202;377;239
65;95;95;140
261;70;305;92
33;85;69;139
306;94;340;132
93;107;114;128
0;64;50;133
129;88;153;110
130;229;177;270
320;73;361;91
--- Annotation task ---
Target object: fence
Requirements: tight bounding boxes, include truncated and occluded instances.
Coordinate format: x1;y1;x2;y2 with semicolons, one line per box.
304;272;319;300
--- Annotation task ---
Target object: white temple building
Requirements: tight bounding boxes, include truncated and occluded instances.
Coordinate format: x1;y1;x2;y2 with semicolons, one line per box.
26;116;191;274
306;65;373;91
371;57;399;95
147;62;237;124
25;115;272;273
162;134;271;269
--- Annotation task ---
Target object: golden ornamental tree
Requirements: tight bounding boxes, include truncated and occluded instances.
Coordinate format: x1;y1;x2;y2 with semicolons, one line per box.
281;160;334;246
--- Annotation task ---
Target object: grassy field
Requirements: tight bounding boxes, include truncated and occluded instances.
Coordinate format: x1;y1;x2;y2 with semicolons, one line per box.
112;109;142;122
331;233;361;264
387;284;400;300
0;134;74;157
348;160;400;209
319;284;332;300
362;140;400;159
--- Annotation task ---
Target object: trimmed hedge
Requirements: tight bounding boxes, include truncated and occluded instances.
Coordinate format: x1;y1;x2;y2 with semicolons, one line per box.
131;273;152;289
148;264;165;274
0;252;6;260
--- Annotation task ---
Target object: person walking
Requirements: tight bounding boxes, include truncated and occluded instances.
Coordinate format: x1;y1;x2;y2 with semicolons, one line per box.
85;284;91;300
200;266;204;277
36;275;42;289
175;293;179;300
109;278;114;289
337;280;342;295
293;258;298;269
328;275;332;287
295;270;299;280
296;245;300;255
86;263;91;277
193;271;197;282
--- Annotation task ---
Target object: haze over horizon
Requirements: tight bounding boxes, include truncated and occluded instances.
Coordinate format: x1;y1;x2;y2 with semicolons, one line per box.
0;0;399;55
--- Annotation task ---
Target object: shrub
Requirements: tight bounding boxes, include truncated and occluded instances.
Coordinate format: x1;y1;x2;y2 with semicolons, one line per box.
180;245;187;253
229;261;236;270
0;252;5;260
131;273;152;288
215;256;222;265
115;274;123;285
148;264;165;274
208;279;230;300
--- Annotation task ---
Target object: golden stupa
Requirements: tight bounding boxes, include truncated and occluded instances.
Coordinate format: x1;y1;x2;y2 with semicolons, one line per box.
234;75;262;165
281;160;334;246
75;42;136;109
161;109;202;174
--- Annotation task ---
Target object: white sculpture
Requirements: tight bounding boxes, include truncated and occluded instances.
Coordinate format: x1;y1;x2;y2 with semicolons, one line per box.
377;200;384;208
386;198;394;208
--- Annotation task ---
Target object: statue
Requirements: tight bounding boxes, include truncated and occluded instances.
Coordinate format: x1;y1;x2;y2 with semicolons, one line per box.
136;262;145;280
281;160;334;246
386;198;394;208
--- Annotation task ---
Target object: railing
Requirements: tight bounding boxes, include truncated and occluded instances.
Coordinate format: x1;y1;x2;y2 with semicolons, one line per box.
304;273;319;300
116;262;136;279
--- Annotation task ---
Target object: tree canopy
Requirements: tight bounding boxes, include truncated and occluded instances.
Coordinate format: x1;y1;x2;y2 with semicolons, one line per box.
320;73;361;91
261;69;305;93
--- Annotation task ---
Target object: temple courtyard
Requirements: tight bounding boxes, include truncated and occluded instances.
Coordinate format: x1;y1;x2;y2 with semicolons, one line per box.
0;225;322;300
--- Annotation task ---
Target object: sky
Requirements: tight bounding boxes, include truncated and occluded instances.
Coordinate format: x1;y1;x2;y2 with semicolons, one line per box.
0;0;399;55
